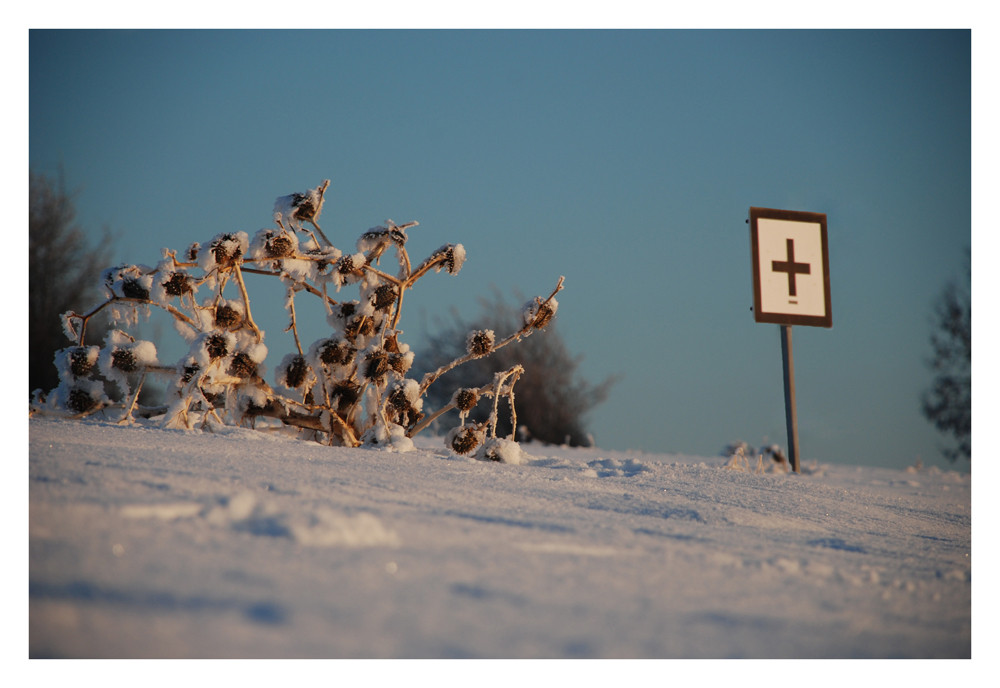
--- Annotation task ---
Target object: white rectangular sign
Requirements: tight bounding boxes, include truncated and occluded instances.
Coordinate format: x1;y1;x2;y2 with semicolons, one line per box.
749;207;832;328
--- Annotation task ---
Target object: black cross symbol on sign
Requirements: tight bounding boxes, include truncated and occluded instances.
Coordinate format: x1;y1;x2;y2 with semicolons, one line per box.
771;238;811;297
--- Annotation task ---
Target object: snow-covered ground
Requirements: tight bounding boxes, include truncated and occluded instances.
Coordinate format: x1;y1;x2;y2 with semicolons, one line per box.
28;416;970;660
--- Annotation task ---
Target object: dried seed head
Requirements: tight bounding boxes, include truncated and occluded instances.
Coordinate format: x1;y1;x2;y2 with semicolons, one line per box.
185;243;200;262
331;381;360;411
214;304;243;331
427;243;465;275
337;254;357;275
305;248;332;273
466;329;495;358
67;387;98;414
265;233;295;258
450;426;481;455
344;315;375;340
372;283;397;312
273;182;329;233
211;233;244;268
283;355;310;389
318;339;354;367
387;385;411;412
180;363;200;384
121;277;150;300
532;304;555;329
359;226;408;250
68;347;96;378
444;247;459;274
293;196;316;222
111;348;138;373
228;351;257;379
317;340;338;365
383;332;402;354
162;272;193;297
454;388;479;412
364;349;390;381
388;227;407;246
386;384;422;427
523;296;558;330
206;333;229;360
388;352;412;375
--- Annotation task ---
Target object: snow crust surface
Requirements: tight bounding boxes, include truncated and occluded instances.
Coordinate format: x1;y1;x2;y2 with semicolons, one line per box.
28;417;970;659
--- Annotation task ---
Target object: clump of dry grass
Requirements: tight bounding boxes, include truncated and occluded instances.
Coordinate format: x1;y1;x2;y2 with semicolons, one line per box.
723;443;790;474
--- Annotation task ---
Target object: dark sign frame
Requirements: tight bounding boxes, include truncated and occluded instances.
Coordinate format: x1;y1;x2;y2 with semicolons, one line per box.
749;206;832;328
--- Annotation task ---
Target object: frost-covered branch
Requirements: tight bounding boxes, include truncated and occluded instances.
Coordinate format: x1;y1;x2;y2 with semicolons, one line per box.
418;275;564;396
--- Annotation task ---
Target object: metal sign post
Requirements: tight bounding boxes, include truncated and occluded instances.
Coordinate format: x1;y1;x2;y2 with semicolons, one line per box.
748;207;832;473
780;324;801;473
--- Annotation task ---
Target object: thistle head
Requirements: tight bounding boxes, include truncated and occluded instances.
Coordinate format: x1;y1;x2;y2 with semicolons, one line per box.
279;354;313;389
466;329;495;358
205;333;229;360
206;232;247;269
372;283;398;312
453;388;479;413
214;302;244;331
66;386;100;414
316;338;354;367
265;232;295;258
162;271;194;298
522;296;558;330
363;348;390;382
228;351;257;379
111;347;138;373
448;424;484;455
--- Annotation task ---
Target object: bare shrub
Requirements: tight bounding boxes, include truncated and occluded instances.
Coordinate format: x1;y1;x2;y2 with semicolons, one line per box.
30;179;563;461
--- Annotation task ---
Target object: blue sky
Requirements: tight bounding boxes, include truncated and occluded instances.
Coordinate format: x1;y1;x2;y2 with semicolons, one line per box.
28;29;971;469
